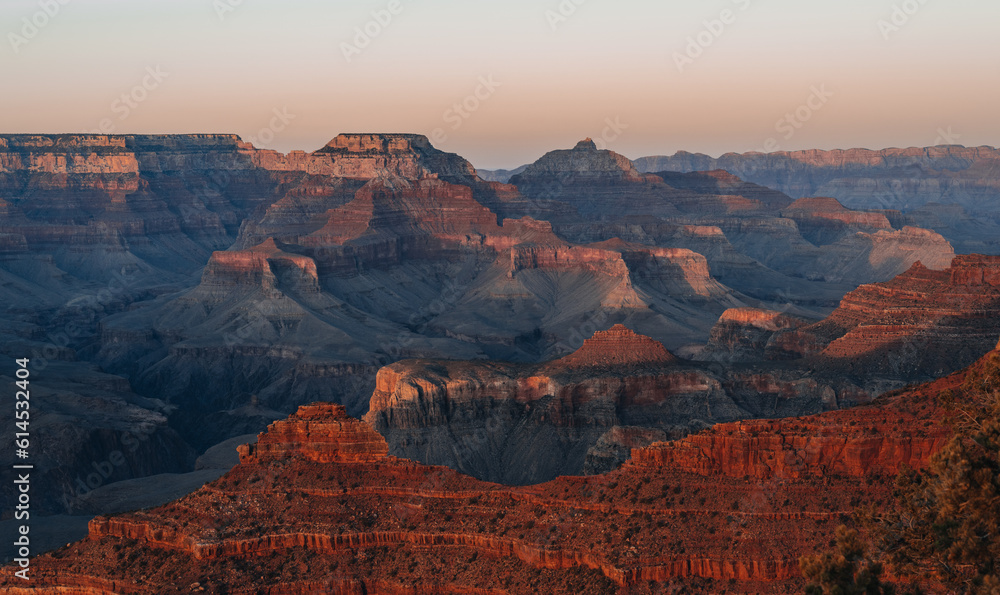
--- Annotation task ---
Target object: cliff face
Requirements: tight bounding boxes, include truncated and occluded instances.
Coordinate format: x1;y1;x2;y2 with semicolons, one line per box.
699;308;811;362
655;169;795;210
635;147;1000;261
797;255;1000;382
0;134;292;280
2;356;968;593
238;403;389;464
0;132;979;543
365;325;865;484
696;255;1000;389
97;160;763;454
630;408;949;480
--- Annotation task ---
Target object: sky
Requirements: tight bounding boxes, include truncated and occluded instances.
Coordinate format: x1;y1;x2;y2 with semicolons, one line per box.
1;0;998;169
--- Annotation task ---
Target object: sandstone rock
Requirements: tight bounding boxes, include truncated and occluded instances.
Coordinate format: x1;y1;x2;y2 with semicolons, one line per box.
551;324;675;368
2;354;971;593
699;308;811;362
239;403;389;464
777;255;1000;386
364;325;861;485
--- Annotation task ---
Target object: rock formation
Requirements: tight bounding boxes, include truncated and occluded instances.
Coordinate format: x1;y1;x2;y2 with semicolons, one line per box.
2;347;975;592
0;132;975;551
635;145;1000;212
698;308;811;362
365;325;866;484
751;255;1000;389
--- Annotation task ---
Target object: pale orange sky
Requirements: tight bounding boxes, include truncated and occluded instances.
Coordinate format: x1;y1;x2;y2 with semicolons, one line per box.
1;0;998;168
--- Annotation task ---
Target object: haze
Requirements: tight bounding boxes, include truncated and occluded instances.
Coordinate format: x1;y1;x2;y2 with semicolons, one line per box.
1;0;998;168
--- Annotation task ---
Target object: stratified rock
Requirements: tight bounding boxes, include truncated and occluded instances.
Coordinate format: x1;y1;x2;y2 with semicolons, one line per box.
780;255;1000;384
655;169;794;210
552;324;675;368
364;325;863;485
582;426;668;475
238;403;389;464
4;350;977;593
635;145;1000;213
907;202;1000;254
699;308;811;362
780;197;892;245
510;139;683;218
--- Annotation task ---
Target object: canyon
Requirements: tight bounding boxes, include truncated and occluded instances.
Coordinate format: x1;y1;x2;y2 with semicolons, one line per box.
0;133;985;581
366;325;866;484
632;146;1000;254
0;341;974;592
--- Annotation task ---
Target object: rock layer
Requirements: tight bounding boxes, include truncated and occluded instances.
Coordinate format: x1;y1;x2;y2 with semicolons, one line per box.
365;325;865;484
1;352;972;593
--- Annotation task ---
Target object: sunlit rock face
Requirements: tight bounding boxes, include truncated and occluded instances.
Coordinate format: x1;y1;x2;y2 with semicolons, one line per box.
2;355;969;593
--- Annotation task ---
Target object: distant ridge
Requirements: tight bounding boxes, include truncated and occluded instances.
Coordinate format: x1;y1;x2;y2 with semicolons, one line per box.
633;145;1000;212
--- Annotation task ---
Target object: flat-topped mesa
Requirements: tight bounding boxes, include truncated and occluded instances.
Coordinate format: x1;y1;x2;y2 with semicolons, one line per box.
305;133;479;180
317;133;433;155
237;402;389;464
554;325;676;368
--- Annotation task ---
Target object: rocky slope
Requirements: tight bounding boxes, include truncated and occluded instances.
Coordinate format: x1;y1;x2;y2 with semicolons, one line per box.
0;359;193;519
2;347;976;592
519;141;957;298
0;134;315;520
366;325;867;484
97;166;768;451
718;255;1000;392
0;132;970;546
